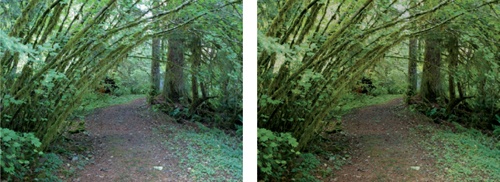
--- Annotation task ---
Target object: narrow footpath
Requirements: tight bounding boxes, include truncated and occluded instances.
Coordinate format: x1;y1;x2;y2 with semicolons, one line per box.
333;98;444;182
71;99;191;182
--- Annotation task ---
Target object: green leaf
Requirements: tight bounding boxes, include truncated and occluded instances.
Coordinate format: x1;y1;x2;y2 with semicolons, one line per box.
4;166;15;173
270;142;278;148
12;142;21;148
31;139;42;148
3;135;12;142
260;135;269;142
288;138;298;148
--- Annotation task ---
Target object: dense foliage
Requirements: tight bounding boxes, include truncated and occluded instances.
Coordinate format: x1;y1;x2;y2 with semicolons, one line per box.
258;0;499;180
409;0;500;129
1;0;241;180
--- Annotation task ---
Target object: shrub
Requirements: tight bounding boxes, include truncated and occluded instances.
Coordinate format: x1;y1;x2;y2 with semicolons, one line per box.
1;128;43;180
34;153;63;182
291;153;321;182
257;128;300;181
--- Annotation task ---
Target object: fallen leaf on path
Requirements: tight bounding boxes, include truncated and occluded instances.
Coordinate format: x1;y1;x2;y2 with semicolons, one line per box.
153;166;163;170
410;166;420;170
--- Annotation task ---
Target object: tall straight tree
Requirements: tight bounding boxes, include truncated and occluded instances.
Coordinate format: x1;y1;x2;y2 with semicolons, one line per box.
150;37;161;103
446;36;459;101
407;38;418;101
189;34;202;110
149;2;162;103
163;28;187;104
406;0;419;103
421;32;444;103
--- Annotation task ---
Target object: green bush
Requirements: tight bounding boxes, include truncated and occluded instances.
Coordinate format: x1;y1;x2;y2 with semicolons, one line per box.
34;153;63;182
291;153;321;182
257;128;300;181
1;128;43;180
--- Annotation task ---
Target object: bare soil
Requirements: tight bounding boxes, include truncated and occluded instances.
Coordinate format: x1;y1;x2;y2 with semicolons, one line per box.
62;97;445;181
67;98;193;182
330;98;445;182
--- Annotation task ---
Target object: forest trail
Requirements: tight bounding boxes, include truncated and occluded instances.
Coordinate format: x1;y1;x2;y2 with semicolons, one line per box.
70;98;191;182
333;98;444;182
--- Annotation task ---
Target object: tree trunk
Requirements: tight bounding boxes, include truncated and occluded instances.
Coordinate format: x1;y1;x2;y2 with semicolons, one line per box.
190;36;201;110
163;33;187;104
421;37;444;103
200;81;208;99
445;36;460;113
406;0;418;104
407;38;418;102
149;37;161;103
447;36;458;101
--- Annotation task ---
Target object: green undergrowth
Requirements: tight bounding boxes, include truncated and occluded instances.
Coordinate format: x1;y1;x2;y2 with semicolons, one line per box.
335;94;402;115
0;128;64;181
76;94;145;114
159;123;242;181
258;128;322;181
1;94;145;181
415;123;500;181
325;94;403;131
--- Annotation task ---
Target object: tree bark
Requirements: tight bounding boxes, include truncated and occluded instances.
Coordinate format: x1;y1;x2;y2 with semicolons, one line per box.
149;37;161;103
190;35;201;110
407;38;418;101
421;37;444;103
163;31;187;104
447;36;458;102
200;81;208;99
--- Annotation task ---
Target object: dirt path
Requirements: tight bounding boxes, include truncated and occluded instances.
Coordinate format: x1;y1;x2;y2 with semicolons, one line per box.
71;98;190;182
333;98;443;182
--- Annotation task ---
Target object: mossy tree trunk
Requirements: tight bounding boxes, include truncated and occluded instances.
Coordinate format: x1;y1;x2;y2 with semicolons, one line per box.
407;38;418;101
0;0;222;150
190;34;202;111
406;0;419;103
421;36;444;103
258;0;455;150
164;30;187;104
149;3;162;103
446;36;459;102
150;37;162;103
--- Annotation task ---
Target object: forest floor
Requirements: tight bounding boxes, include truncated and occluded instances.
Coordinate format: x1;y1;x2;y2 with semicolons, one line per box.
323;98;446;182
59;98;241;182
